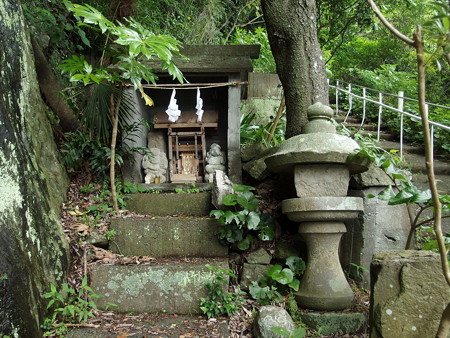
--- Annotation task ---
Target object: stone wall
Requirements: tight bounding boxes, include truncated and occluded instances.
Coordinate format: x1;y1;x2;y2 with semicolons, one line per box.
0;2;69;336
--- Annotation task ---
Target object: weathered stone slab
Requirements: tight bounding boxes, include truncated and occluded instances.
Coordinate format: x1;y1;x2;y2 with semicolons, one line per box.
299;312;366;336
91;260;228;314
246;248;272;265
240;263;268;290
241;142;268;162
349;162;393;189
294;164;349;197
125;192;213;216
341;187;410;283
370;250;450;338
242;147;278;181
110;217;227;258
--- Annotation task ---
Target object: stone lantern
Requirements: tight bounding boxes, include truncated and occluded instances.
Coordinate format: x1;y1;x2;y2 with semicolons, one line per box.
265;102;368;310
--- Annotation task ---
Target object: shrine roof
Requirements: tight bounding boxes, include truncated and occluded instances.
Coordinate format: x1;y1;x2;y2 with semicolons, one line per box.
148;45;260;74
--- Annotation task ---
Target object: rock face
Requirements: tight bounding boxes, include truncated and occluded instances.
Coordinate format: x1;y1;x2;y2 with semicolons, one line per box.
0;2;69;336
370;250;450;337
253;305;296;338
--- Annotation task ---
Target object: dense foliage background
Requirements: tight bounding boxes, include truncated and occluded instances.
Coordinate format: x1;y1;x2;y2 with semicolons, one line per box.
22;0;449;157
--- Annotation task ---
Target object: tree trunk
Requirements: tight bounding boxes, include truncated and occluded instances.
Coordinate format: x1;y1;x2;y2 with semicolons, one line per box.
30;36;80;132
261;0;329;138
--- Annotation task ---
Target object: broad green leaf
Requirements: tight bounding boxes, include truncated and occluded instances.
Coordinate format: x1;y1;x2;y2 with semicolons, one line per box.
271;327;290;336
246;211;260;230
288;278;300;291
378;186;395;201
222;194;238;206
237;234;254;250
268;265;294;284
224;210;237;224
388;189;414;205
232;184;254;193
286;256;306;275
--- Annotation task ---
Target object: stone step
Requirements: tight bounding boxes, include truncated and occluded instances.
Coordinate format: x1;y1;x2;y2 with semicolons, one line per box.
359;130;396;141
376;140;425;155
400;153;450;176
90;259;228;314
342;122;379;131
333;115;360;124
110;217;227;258
66;314;229;337
126;191;213;216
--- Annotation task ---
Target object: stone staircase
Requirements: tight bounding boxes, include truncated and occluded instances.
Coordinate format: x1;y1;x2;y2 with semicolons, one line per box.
335;114;450;195
69;187;230;336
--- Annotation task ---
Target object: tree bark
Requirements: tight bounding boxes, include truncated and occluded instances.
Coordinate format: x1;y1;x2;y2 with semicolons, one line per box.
30;36;80;132
261;0;329;138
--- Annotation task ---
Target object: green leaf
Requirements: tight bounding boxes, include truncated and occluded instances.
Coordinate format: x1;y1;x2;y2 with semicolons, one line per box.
286;256;306;276
232;184;254;193
271;326;290;336
288;278;300;291
224;210;237;224
246;211;260;230
222;194;238;206
267;265;294;284
76;28;91;47
237;234;254;250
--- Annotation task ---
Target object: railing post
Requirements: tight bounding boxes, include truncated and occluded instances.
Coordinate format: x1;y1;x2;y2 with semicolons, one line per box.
335;80;339;114
398;91;405;158
427;104;434;162
361;87;367;127
377;92;383;142
344;83;352;123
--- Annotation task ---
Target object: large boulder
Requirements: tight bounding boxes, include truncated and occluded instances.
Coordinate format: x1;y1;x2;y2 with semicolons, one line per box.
0;3;69;336
253;306;296;338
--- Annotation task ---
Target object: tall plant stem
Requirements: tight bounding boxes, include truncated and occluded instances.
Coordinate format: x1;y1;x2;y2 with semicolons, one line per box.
267;94;285;145
109;83;123;212
414;27;449;286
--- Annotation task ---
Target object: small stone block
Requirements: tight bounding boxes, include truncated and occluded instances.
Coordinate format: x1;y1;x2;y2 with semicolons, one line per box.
246;248;271;265
240;263;268;290
273;239;302;261
300;312;366;336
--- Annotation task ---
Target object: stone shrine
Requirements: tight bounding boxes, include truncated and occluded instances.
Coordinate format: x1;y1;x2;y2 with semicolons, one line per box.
122;45;260;184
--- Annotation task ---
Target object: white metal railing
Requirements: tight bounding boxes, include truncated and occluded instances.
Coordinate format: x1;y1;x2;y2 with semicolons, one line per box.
328;79;450;159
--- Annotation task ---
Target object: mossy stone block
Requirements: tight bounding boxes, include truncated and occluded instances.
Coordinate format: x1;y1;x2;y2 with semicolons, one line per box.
91;259;228;314
300;312;366;336
126;192;212;216
110;217;227;258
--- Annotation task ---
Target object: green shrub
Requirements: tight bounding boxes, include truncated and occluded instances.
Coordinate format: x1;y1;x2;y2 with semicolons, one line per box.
210;184;275;250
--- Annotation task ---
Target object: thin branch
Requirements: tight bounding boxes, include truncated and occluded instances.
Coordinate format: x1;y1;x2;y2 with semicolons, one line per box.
414;26;450;286
366;0;415;46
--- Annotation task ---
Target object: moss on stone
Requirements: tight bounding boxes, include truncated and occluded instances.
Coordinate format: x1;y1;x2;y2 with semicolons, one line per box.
299;312;366;336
